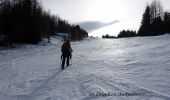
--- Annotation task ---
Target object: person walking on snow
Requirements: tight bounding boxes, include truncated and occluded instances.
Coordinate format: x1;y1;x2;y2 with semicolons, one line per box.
61;39;73;69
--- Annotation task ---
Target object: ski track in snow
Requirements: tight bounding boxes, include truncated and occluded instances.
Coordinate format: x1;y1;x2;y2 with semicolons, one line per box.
0;35;170;100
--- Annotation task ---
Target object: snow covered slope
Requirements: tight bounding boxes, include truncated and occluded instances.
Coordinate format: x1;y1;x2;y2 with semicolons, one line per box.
0;34;170;100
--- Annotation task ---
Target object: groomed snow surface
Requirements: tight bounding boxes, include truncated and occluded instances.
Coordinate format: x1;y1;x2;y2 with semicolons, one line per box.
0;34;170;100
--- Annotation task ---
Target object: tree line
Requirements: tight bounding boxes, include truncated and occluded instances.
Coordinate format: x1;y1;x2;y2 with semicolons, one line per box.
103;0;170;39
0;0;88;45
102;30;136;38
138;0;170;36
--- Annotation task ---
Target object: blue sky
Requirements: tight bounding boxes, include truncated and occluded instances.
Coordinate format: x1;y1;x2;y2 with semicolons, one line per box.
42;0;170;36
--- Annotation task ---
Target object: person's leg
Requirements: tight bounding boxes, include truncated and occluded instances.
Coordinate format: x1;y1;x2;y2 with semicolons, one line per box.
70;52;72;59
61;56;66;69
66;56;70;66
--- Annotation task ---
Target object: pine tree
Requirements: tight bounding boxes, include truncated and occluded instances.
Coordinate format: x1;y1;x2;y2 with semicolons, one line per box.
138;5;151;36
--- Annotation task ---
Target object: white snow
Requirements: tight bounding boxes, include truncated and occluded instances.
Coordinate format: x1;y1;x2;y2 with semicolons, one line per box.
0;34;170;100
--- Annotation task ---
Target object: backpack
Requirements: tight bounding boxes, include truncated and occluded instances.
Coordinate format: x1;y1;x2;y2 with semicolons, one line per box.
61;42;69;52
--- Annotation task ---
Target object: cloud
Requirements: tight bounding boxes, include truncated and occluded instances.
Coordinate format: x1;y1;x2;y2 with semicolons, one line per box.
76;20;120;32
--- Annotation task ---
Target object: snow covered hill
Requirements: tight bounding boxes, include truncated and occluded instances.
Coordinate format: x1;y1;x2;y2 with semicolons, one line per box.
0;34;170;100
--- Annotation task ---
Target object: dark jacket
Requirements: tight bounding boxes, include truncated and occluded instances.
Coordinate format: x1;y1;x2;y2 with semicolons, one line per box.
61;41;71;58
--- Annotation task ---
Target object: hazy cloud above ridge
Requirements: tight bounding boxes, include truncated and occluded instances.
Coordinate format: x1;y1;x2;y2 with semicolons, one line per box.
76;20;120;32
